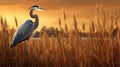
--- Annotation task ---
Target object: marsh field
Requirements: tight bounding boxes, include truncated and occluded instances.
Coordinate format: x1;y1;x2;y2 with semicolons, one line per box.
0;6;120;67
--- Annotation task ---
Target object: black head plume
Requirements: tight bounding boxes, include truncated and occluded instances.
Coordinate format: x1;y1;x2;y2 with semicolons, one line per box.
28;5;39;10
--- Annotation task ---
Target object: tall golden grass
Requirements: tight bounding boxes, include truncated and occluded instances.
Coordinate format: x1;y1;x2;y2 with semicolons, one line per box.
0;6;120;67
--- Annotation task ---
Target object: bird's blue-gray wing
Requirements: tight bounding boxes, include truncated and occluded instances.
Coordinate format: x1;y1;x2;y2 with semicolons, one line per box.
11;20;34;47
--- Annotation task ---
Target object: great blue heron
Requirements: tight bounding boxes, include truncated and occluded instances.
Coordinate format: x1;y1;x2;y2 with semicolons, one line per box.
10;5;44;61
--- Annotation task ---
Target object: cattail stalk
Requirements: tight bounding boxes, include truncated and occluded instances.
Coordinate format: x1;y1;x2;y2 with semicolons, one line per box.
62;9;66;20
14;17;18;28
58;18;62;31
82;22;85;32
73;14;78;32
91;21;95;33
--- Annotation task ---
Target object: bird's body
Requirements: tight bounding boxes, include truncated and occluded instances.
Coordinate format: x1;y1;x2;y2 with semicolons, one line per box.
11;20;34;47
11;5;44;48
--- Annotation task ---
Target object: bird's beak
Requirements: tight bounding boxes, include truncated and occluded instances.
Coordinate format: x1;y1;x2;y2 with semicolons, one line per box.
38;8;45;11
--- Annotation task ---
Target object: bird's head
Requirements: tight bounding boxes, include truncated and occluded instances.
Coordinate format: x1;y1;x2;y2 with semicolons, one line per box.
29;5;44;11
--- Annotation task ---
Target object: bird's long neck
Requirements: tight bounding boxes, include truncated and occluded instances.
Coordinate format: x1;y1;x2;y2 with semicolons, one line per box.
30;9;39;30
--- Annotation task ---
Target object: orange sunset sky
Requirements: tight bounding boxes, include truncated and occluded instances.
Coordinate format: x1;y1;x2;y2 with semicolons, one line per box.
0;0;120;30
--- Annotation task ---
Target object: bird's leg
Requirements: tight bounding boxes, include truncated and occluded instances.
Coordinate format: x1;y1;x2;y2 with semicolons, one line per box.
24;41;28;57
24;40;28;65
